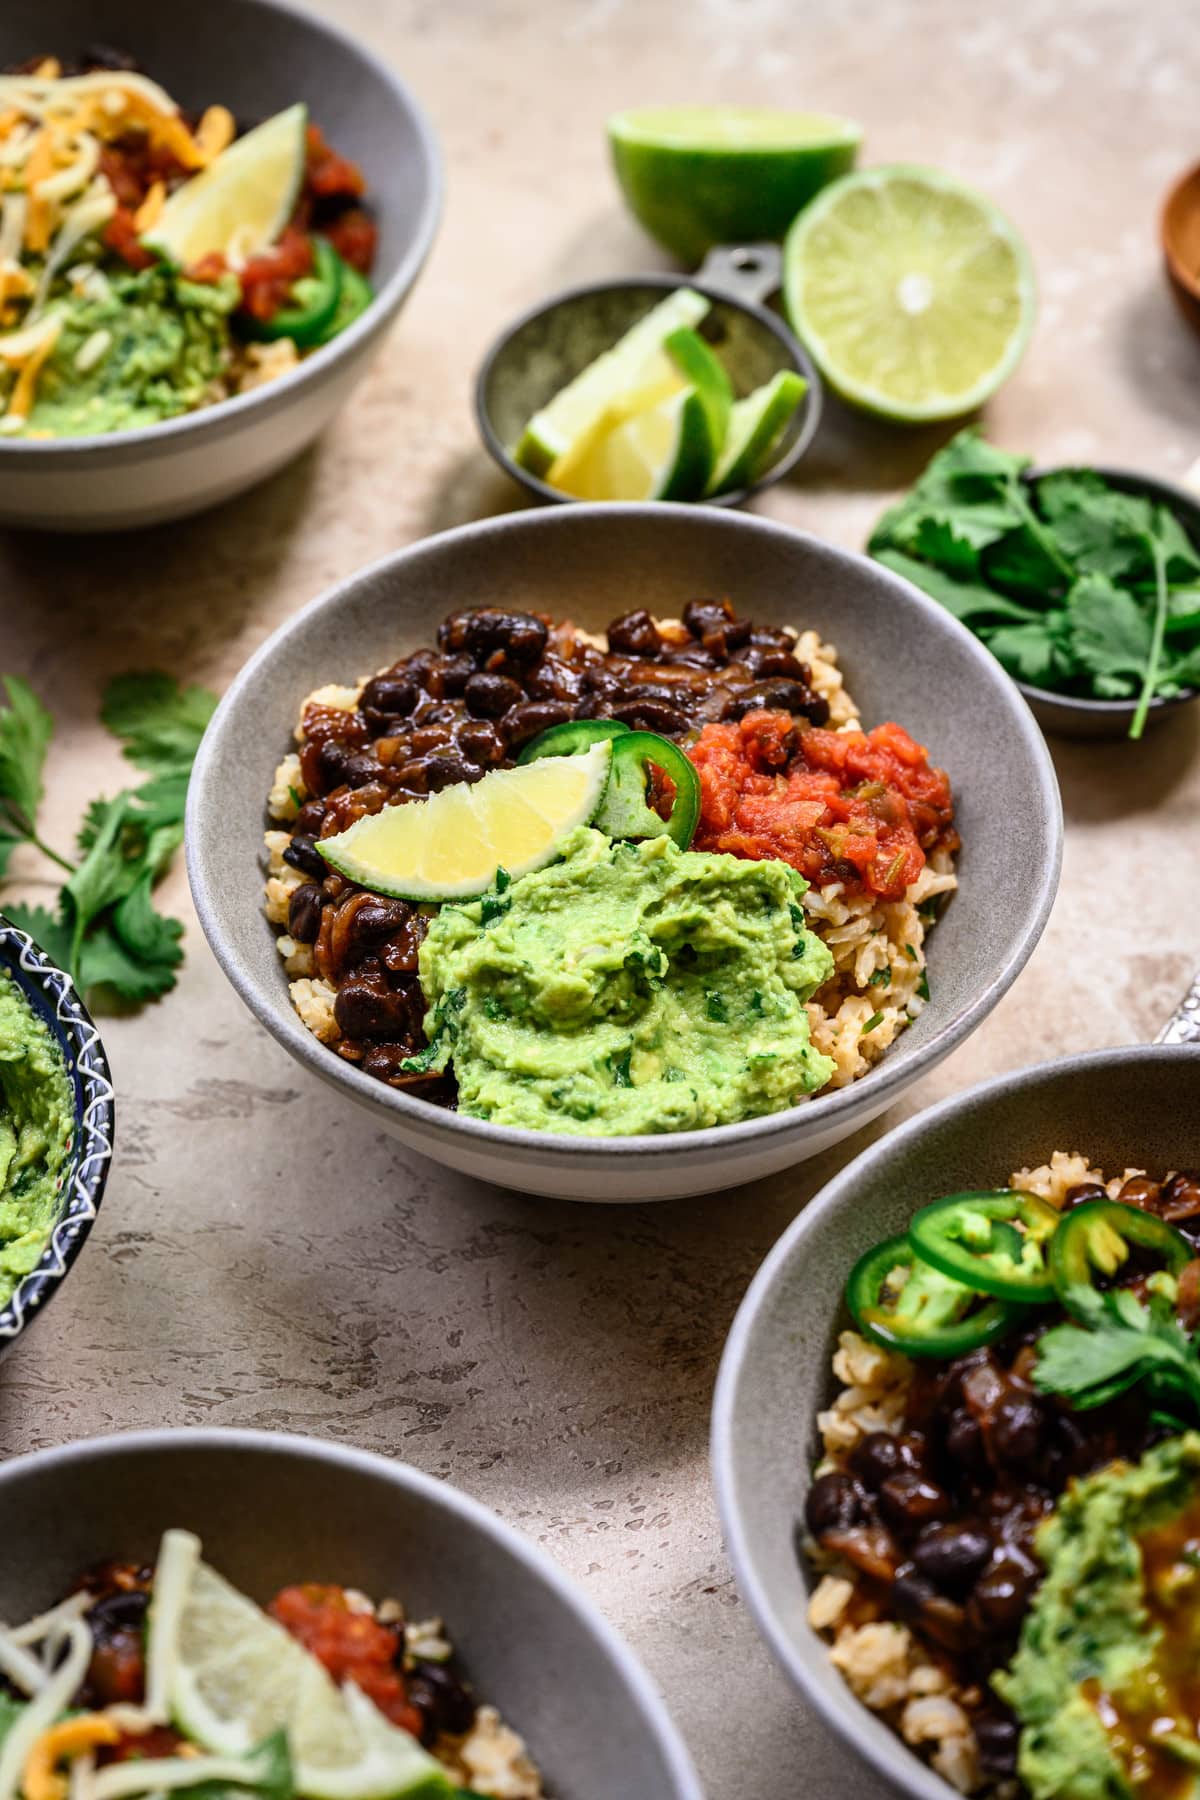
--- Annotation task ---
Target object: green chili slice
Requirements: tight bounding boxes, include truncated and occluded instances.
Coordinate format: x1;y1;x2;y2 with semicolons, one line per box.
908;1190;1062;1302
1049;1200;1193;1317
313;255;373;344
517;719;630;763
239;236;343;345
592;730;701;849
846;1233;1025;1359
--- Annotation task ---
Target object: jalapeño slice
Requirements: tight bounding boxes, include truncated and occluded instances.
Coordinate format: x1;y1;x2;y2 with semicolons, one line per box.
908;1190;1062;1302
1049;1199;1193;1317
240;236;343;345
517;719;630;763
846;1233;1025;1360
594;730;701;849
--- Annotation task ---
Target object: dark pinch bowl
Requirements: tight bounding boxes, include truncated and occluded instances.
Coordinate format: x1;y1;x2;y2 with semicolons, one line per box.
1161;158;1200;338
0;914;114;1353
476;245;821;509
0;1429;703;1800
712;1043;1200;1800
1016;464;1200;739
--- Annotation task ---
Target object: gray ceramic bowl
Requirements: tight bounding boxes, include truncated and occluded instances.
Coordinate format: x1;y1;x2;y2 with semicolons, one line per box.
0;0;441;531
186;504;1062;1203
712;1042;1200;1800
1015;466;1200;739
0;912;114;1353
0;1427;702;1800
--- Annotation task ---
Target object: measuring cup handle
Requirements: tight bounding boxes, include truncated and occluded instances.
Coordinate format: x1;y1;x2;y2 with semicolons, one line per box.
695;243;783;308
1156;968;1200;1045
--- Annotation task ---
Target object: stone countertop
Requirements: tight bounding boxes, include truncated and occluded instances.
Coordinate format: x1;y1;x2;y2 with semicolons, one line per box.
4;2;1200;1795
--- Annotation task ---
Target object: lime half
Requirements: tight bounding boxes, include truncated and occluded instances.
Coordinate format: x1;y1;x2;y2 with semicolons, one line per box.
320;738;613;899
708;370;807;496
783;164;1036;422
143;103;307;268
513;287;708;477
609;105;861;264
147;1531;452;1800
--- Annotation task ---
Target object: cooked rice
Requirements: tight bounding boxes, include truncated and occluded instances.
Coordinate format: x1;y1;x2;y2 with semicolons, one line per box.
263;625;958;1088
806;1154;1118;1796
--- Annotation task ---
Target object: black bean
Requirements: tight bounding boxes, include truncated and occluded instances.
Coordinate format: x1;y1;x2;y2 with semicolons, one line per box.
359;674;419;724
501;698;573;748
427;655;476;699
878;1472;953;1534
333;973;422;1040
287;883;324;942
890;1569;967;1653
439;609;547;667
1062;1181;1107;1210
682;597;751;650
609;697;689;736
747;625;798;653
989;1392;1047;1468
1163;1172;1200;1227
723;680;830;725
82;43;141;71
87;1588;150;1637
967;1552;1038;1637
293;799;327;836
848;1431;919;1492
406;1660;476;1744
1117;1175;1163;1212
338;896;413;959
456;720;507;766
283;834;328;879
912;1523;993;1596
464;672;524;718
973;1712;1020;1778
423;752;484;791
319;742;383;790
804;1472;865;1536
606;609;663;657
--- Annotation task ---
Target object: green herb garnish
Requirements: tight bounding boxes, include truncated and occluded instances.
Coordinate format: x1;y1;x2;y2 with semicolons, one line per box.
868;968;891;988
1034;1286;1200;1416
861;1010;885;1035
1;672;216;1004
705;989;728;1022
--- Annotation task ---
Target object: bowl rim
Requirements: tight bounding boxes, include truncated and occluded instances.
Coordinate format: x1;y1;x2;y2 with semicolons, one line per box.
0;913;115;1342
0;1424;705;1800
1160;157;1200;303
473;270;823;509
186;501;1063;1165
710;1039;1200;1800
0;0;443;464
1010;462;1200;718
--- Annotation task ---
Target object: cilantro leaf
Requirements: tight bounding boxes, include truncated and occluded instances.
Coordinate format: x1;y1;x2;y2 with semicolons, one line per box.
983;620;1070;689
1036;476;1154;582
1066;574;1153;697
872;549;1042;628
0;675;52;835
0;902;74;971
1034;1287;1200;1416
101;672;217;781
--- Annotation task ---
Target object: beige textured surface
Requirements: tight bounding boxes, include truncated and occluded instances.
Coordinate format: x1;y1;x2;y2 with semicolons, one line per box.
4;2;1200;1795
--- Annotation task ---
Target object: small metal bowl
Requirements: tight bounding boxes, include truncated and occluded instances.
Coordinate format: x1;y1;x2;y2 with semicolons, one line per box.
0;913;114;1353
1015;464;1200;739
475;244;821;509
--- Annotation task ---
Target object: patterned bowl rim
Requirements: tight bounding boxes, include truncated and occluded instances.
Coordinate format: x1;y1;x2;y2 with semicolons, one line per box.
0;914;114;1341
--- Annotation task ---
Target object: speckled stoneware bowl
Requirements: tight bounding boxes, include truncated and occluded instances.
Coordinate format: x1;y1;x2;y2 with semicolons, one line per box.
1015;466;1200;739
0;1427;702;1800
712;1041;1200;1800
0;0;441;531
187;504;1062;1202
476;245;820;508
0;913;114;1353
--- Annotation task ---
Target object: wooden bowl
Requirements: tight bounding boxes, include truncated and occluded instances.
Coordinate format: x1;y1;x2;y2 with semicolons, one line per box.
1161;159;1200;335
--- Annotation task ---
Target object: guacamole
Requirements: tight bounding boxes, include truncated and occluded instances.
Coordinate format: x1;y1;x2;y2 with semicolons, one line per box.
0;971;74;1305
995;1432;1200;1799
411;828;836;1135
15;266;238;439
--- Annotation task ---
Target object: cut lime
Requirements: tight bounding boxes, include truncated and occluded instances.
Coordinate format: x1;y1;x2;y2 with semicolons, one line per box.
142;103;307;268
552;382;714;501
662;325;731;457
513;287;708;478
783;164;1036;423
609;105;861;264
147;1532;452;1800
320;738;613;899
707;369;807;496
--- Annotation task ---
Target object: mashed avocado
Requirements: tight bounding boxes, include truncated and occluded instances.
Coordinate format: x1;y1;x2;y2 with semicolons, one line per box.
0;971;74;1305
14;265;238;438
995;1432;1200;1799
412;827;836;1135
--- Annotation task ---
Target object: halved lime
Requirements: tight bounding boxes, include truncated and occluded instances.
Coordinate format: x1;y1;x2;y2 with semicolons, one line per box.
142;103;308;268
707;369;807;496
147;1532;452;1800
783;164;1036;422
609;106;862;264
320;738;613;899
513;287;708;477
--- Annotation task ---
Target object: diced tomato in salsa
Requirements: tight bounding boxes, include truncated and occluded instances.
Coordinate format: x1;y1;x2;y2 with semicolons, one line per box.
306;123;366;201
102;206;157;271
269;1583;423;1737
320;209;378;274
237;225;315;321
688;710;956;901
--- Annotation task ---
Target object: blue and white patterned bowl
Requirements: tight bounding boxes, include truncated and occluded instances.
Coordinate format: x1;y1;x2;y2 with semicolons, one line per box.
0;914;114;1351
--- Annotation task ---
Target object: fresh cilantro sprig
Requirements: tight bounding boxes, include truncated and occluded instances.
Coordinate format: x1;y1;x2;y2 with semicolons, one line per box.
1033;1284;1200;1417
869;431;1200;739
0;671;215;1006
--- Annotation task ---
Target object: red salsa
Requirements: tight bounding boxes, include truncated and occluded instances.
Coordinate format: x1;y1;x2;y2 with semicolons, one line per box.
269;1583;423;1738
688;709;957;901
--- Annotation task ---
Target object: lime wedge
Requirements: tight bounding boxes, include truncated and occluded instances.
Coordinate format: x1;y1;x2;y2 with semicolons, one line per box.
662;325;731;456
513;287;708;478
143;103;308;268
552;382;715;501
783;164;1036;422
147;1532;452;1800
320;738;613;899
707;369;807;496
609;105;861;264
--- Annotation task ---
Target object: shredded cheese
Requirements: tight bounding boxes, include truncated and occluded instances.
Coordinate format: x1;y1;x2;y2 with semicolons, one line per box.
22;1718;120;1800
0;1619;92;1800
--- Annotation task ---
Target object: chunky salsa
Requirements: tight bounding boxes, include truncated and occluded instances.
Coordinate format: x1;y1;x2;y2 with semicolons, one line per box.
688;709;957;900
